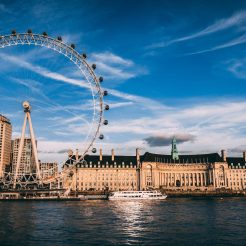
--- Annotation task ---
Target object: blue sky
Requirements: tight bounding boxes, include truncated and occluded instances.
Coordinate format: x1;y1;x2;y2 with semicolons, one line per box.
0;0;245;163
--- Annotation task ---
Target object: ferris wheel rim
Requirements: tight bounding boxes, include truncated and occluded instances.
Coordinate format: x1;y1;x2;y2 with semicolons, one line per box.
0;32;105;162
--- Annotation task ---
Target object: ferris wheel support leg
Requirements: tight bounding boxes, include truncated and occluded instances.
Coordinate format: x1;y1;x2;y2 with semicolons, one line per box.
27;112;41;181
13;113;27;189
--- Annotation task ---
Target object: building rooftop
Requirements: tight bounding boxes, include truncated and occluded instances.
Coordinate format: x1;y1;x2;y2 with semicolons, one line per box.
141;152;223;164
65;151;228;167
226;157;246;167
0;114;11;124
65;154;138;167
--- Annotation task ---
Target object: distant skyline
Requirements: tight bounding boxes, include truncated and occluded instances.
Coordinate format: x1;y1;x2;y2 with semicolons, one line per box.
0;0;245;164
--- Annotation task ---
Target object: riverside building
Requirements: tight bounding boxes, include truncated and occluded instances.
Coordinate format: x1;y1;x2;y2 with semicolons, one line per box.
40;162;58;179
64;138;246;192
64;149;139;191
0;115;12;177
11;138;36;176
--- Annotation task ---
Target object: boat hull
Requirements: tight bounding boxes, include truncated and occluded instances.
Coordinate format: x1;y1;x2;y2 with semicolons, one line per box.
109;196;167;200
108;191;167;200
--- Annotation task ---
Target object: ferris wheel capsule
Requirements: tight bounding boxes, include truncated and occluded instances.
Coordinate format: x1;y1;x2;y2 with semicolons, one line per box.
82;53;87;59
103;91;108;96
99;76;103;82
92;64;96;70
27;29;32;35
57;36;62;41
105;105;110;110
71;44;75;49
42;32;48;37
99;134;104;140
11;30;17;36
92;148;97;153
103;120;108;125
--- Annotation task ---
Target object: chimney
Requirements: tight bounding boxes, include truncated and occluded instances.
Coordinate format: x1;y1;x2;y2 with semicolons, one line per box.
221;149;227;162
136;148;141;191
68;149;73;158
100;148;102;161
243;151;246;162
136;148;140;162
75;149;79;161
111;149;115;161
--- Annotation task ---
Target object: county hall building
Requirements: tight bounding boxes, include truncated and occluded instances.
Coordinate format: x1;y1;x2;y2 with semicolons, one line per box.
63;138;246;192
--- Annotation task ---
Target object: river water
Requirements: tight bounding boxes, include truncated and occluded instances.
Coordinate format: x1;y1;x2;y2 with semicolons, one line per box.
0;198;245;245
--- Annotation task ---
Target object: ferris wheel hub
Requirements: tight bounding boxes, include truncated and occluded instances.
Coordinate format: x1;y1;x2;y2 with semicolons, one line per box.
23;101;31;111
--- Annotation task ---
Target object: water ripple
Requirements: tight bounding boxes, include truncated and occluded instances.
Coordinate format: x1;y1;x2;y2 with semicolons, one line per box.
0;198;245;245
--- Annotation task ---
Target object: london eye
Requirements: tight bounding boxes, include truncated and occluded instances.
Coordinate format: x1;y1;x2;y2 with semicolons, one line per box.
0;30;109;189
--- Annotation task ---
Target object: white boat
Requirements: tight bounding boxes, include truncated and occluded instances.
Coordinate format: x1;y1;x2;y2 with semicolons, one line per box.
108;190;167;200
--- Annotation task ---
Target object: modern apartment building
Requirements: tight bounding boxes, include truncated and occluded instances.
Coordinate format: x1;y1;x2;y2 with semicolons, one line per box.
0;115;12;177
40;162;58;179
11;138;36;176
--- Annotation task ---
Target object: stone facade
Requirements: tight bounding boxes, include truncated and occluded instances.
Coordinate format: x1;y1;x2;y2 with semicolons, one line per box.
139;151;246;191
63;148;246;192
63;149;140;191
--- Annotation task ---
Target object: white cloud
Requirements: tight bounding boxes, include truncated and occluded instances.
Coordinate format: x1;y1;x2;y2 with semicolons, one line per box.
61;33;83;45
55;99;246;138
90;51;148;81
147;10;246;49
2;45;246;162
33;98;246;163
102;100;246;154
108;101;134;109
186;34;246;55
108;88;171;111
11;77;43;95
91;52;134;67
0;52;166;111
38;139;144;165
0;53;90;89
227;58;246;79
37;140;76;164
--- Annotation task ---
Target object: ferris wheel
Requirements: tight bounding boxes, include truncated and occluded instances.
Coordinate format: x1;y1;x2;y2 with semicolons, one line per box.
0;30;109;189
0;29;109;159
